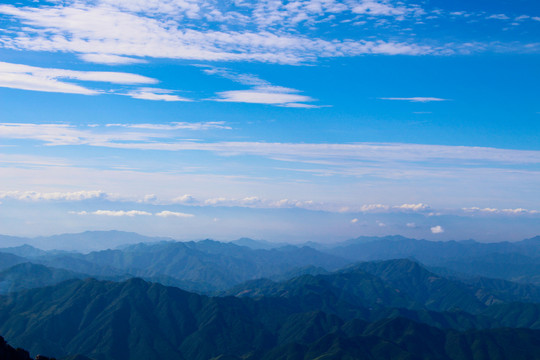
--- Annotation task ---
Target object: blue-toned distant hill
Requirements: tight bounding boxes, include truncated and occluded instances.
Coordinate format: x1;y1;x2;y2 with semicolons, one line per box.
223;259;504;314
0;233;350;293
323;235;540;262
4;231;540;292
223;258;540;330
0;253;26;272
0;263;89;295
320;235;540;284
0;231;174;253
63;239;349;290
0;245;47;258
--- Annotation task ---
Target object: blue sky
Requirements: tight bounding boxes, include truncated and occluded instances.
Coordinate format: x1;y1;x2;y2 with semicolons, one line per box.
0;0;539;243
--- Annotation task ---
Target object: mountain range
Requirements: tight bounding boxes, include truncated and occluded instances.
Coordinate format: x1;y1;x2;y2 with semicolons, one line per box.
2;231;540;359
3;276;540;360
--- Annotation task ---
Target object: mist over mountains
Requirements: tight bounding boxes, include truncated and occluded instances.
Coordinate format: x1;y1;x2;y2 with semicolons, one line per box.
2;231;540;359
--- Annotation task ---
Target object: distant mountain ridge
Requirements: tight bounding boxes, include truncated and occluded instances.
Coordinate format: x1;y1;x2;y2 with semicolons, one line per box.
1;232;540;359
0;235;351;293
3;231;540;293
0;231;175;253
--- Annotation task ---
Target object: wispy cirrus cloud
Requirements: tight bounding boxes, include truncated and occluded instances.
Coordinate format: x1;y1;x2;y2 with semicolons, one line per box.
124;88;192;101
358;203;430;212
78;53;148;65
0;61;155;95
487;14;510;20
2;123;540;165
1;190;109;201
106;121;231;130
0;61;198;101
379;97;450;102
462;207;539;215
215;87;316;106
70;209;195;217
155;210;195;218
202;66;321;107
73;210;152;216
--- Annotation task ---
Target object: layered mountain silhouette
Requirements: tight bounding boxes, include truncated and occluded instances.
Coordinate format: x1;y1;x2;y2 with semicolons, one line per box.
4;232;540;286
2;278;540;360
1;235;349;293
2;232;540;359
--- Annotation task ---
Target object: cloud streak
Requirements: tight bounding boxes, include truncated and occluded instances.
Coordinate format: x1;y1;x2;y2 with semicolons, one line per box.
1;123;540;166
1;190;108;201
0;61;169;97
380;97;449;102
74;210;152;216
124;88;192;101
215;87;316;106
155;211;195;218
71;210;195;217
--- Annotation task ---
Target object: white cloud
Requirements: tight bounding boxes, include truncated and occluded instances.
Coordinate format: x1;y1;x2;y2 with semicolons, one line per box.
205;197;228;205
252;0;421;28
380;97;449;102
360;204;390;212
200;66;269;86
0;123;155;146
279;103;322;108
0;0;536;70
141;194;158;203
197;196;320;209
394;203;430;211
502;208;538;214
406;222;416;228
215;88;315;106
487;14;510;20
203;67;319;107
514;15;530;21
351;218;359;224
155;210;194;218
69;211;89;215
2;123;540;166
462;207;498;213
431;225;444;234
0;190;108;201
352;1;422;17
358;203;430;213
106;121;230;130
462;207;539;215
124;88;192;101
96;0;203;18
172;194;197;203
78;53;147;65
91;210;152;216
0;61;156;84
0;61;157;95
0;2;447;66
